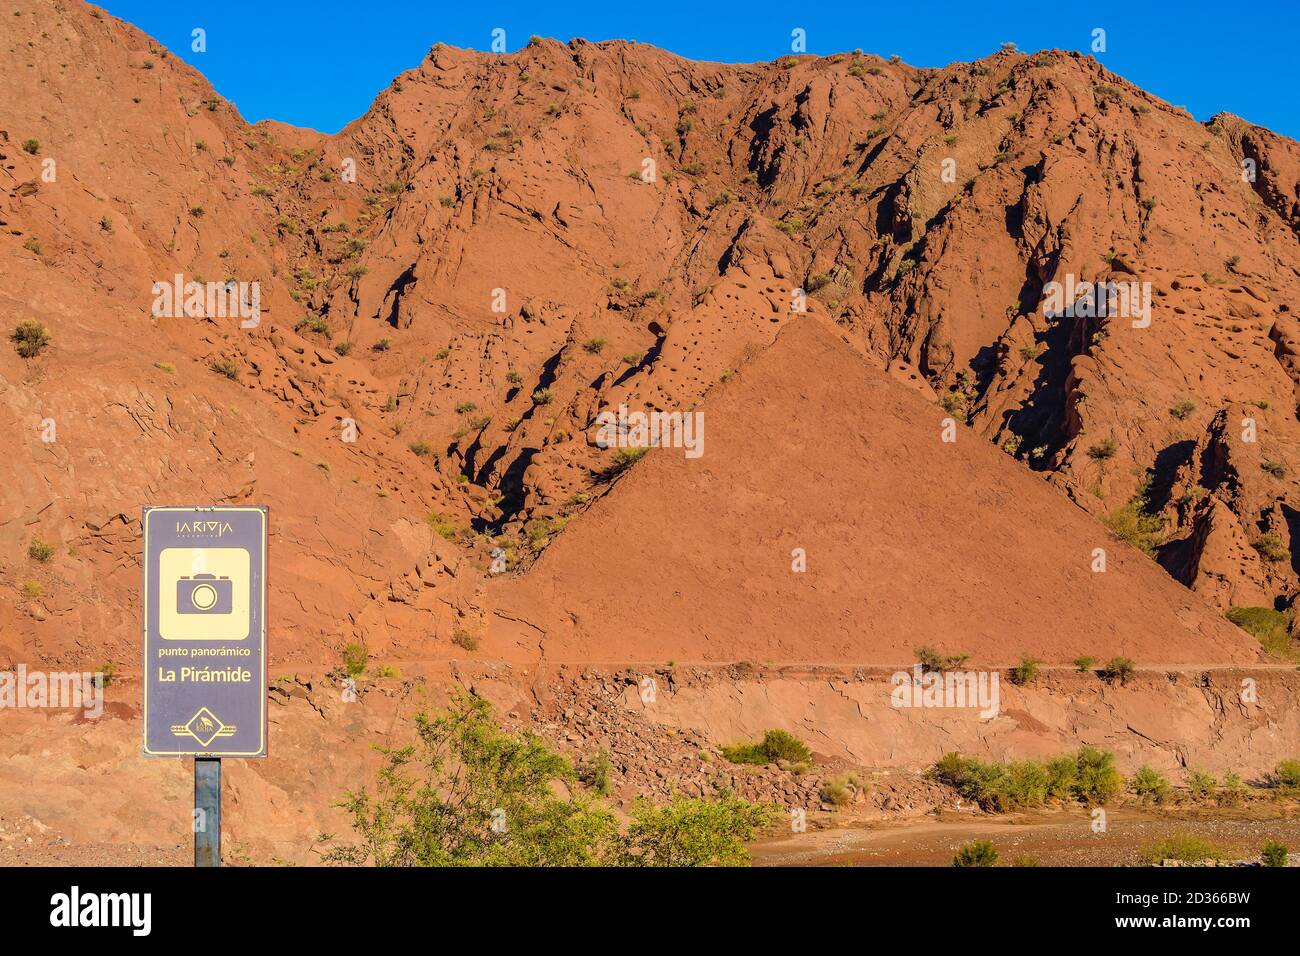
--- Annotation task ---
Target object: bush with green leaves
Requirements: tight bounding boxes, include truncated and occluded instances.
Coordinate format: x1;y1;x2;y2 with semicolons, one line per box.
1008;655;1040;686
1129;766;1171;803
324;695;775;866
933;747;1122;811
1100;656;1135;684
1273;758;1300;792
11;320;50;358
27;537;55;563
953;840;998;867
342;643;367;676
1225;606;1297;660
1142;834;1223;865
1261;840;1288;867
915;645;970;673
721;729;813;767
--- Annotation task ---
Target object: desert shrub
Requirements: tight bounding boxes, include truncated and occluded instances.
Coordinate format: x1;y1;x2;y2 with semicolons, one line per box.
408;440;433;457
1225;606;1296;659
333;341;353;356
451;628;481;651
1273;758;1300;791
915;645;970;673
1186;768;1216;800
721;729;812;767
22;138;40;154
1253;533;1289;562
295;314;330;335
1261;459;1286;479
1129;766;1171;803
604;446;648;477
820;774;866;807
11;320;50;358
932;753;1053;812
1073;655;1096;672
1099;656;1135;684
1142;834;1223;865
953;840;998;867
1073;746;1124;805
1217;771;1248;807
324;695;774;867
27;538;55;563
1170;400;1195;420
342;643;367;676
1087;438;1117;460
577;750;614;796
1103;498;1164;555
1261;841;1288;867
531;387;553;405
582;338;606;354
373;338;390;352
1008;655;1040;686
210;358;238;379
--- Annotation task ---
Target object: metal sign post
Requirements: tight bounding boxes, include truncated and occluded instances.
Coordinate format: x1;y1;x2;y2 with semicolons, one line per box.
195;758;222;867
141;505;268;867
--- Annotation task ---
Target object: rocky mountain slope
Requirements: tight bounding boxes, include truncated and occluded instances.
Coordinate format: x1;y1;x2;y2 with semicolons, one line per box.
3;0;1300;673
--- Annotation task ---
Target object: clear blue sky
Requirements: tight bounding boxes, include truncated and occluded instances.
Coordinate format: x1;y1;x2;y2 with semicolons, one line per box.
99;0;1299;138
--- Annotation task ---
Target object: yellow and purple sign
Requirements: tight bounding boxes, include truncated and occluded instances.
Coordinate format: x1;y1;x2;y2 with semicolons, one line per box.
142;506;267;757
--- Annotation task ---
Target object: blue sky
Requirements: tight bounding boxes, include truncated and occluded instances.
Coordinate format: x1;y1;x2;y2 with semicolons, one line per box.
99;0;1299;138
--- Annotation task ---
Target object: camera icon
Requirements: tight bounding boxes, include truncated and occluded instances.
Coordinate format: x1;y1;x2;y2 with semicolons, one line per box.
176;573;233;615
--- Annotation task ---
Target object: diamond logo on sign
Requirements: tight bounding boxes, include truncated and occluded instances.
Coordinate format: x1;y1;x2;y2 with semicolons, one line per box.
142;506;268;758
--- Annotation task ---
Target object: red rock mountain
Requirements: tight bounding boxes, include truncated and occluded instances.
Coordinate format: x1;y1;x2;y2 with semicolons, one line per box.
4;0;1300;672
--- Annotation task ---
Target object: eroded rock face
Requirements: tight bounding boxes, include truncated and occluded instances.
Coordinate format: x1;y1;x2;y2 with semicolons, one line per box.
2;4;1298;677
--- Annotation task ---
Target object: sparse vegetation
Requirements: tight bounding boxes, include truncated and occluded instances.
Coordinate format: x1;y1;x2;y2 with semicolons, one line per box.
1170;399;1196;421
953;840;998;867
11;320;50;358
1142;834;1224;865
582;337;606;354
1073;655;1096;672
210;358;239;380
931;748;1122;811
1129;766;1171;803
820;773;866;808
721;729;813;768
1099;656;1135;685
1226;606;1296;659
342;643;368;676
915;645;970;673
531;387;553;405
1087;438;1117;460
1252;532;1289;562
408;440;433;457
604;446;648;477
451;628;481;652
1261;459;1286;479
1261;840;1288;867
1008;655;1041;686
27;538;55;563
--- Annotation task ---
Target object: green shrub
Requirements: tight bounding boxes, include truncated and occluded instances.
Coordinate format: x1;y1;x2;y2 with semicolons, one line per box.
27;538;55;563
1103;498;1164;555
1253;532;1289;562
1273;758;1300;791
1261;840;1288;867
915;645;970;673
604;446;648;477
11;320;50;358
819;773;865;807
1129;766;1171;803
1008;655;1040;686
582;338;606;354
1261;459;1286;479
209;358;238;379
22;138;40;154
408;440;433;457
342;643;368;676
1073;655;1096;672
451;628;481;651
1170;400;1196;420
1142;834;1223;865
953;840;998;867
721;729;812;767
1186;768;1216;800
1099;656;1135;684
577;750;614;796
531;387;553;405
1217;771;1248;807
1225;606;1296;659
324;696;777;867
1087;438;1117;460
1073;746;1124;805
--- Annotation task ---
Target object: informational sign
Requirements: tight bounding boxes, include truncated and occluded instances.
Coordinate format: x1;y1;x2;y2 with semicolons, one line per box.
142;506;267;757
